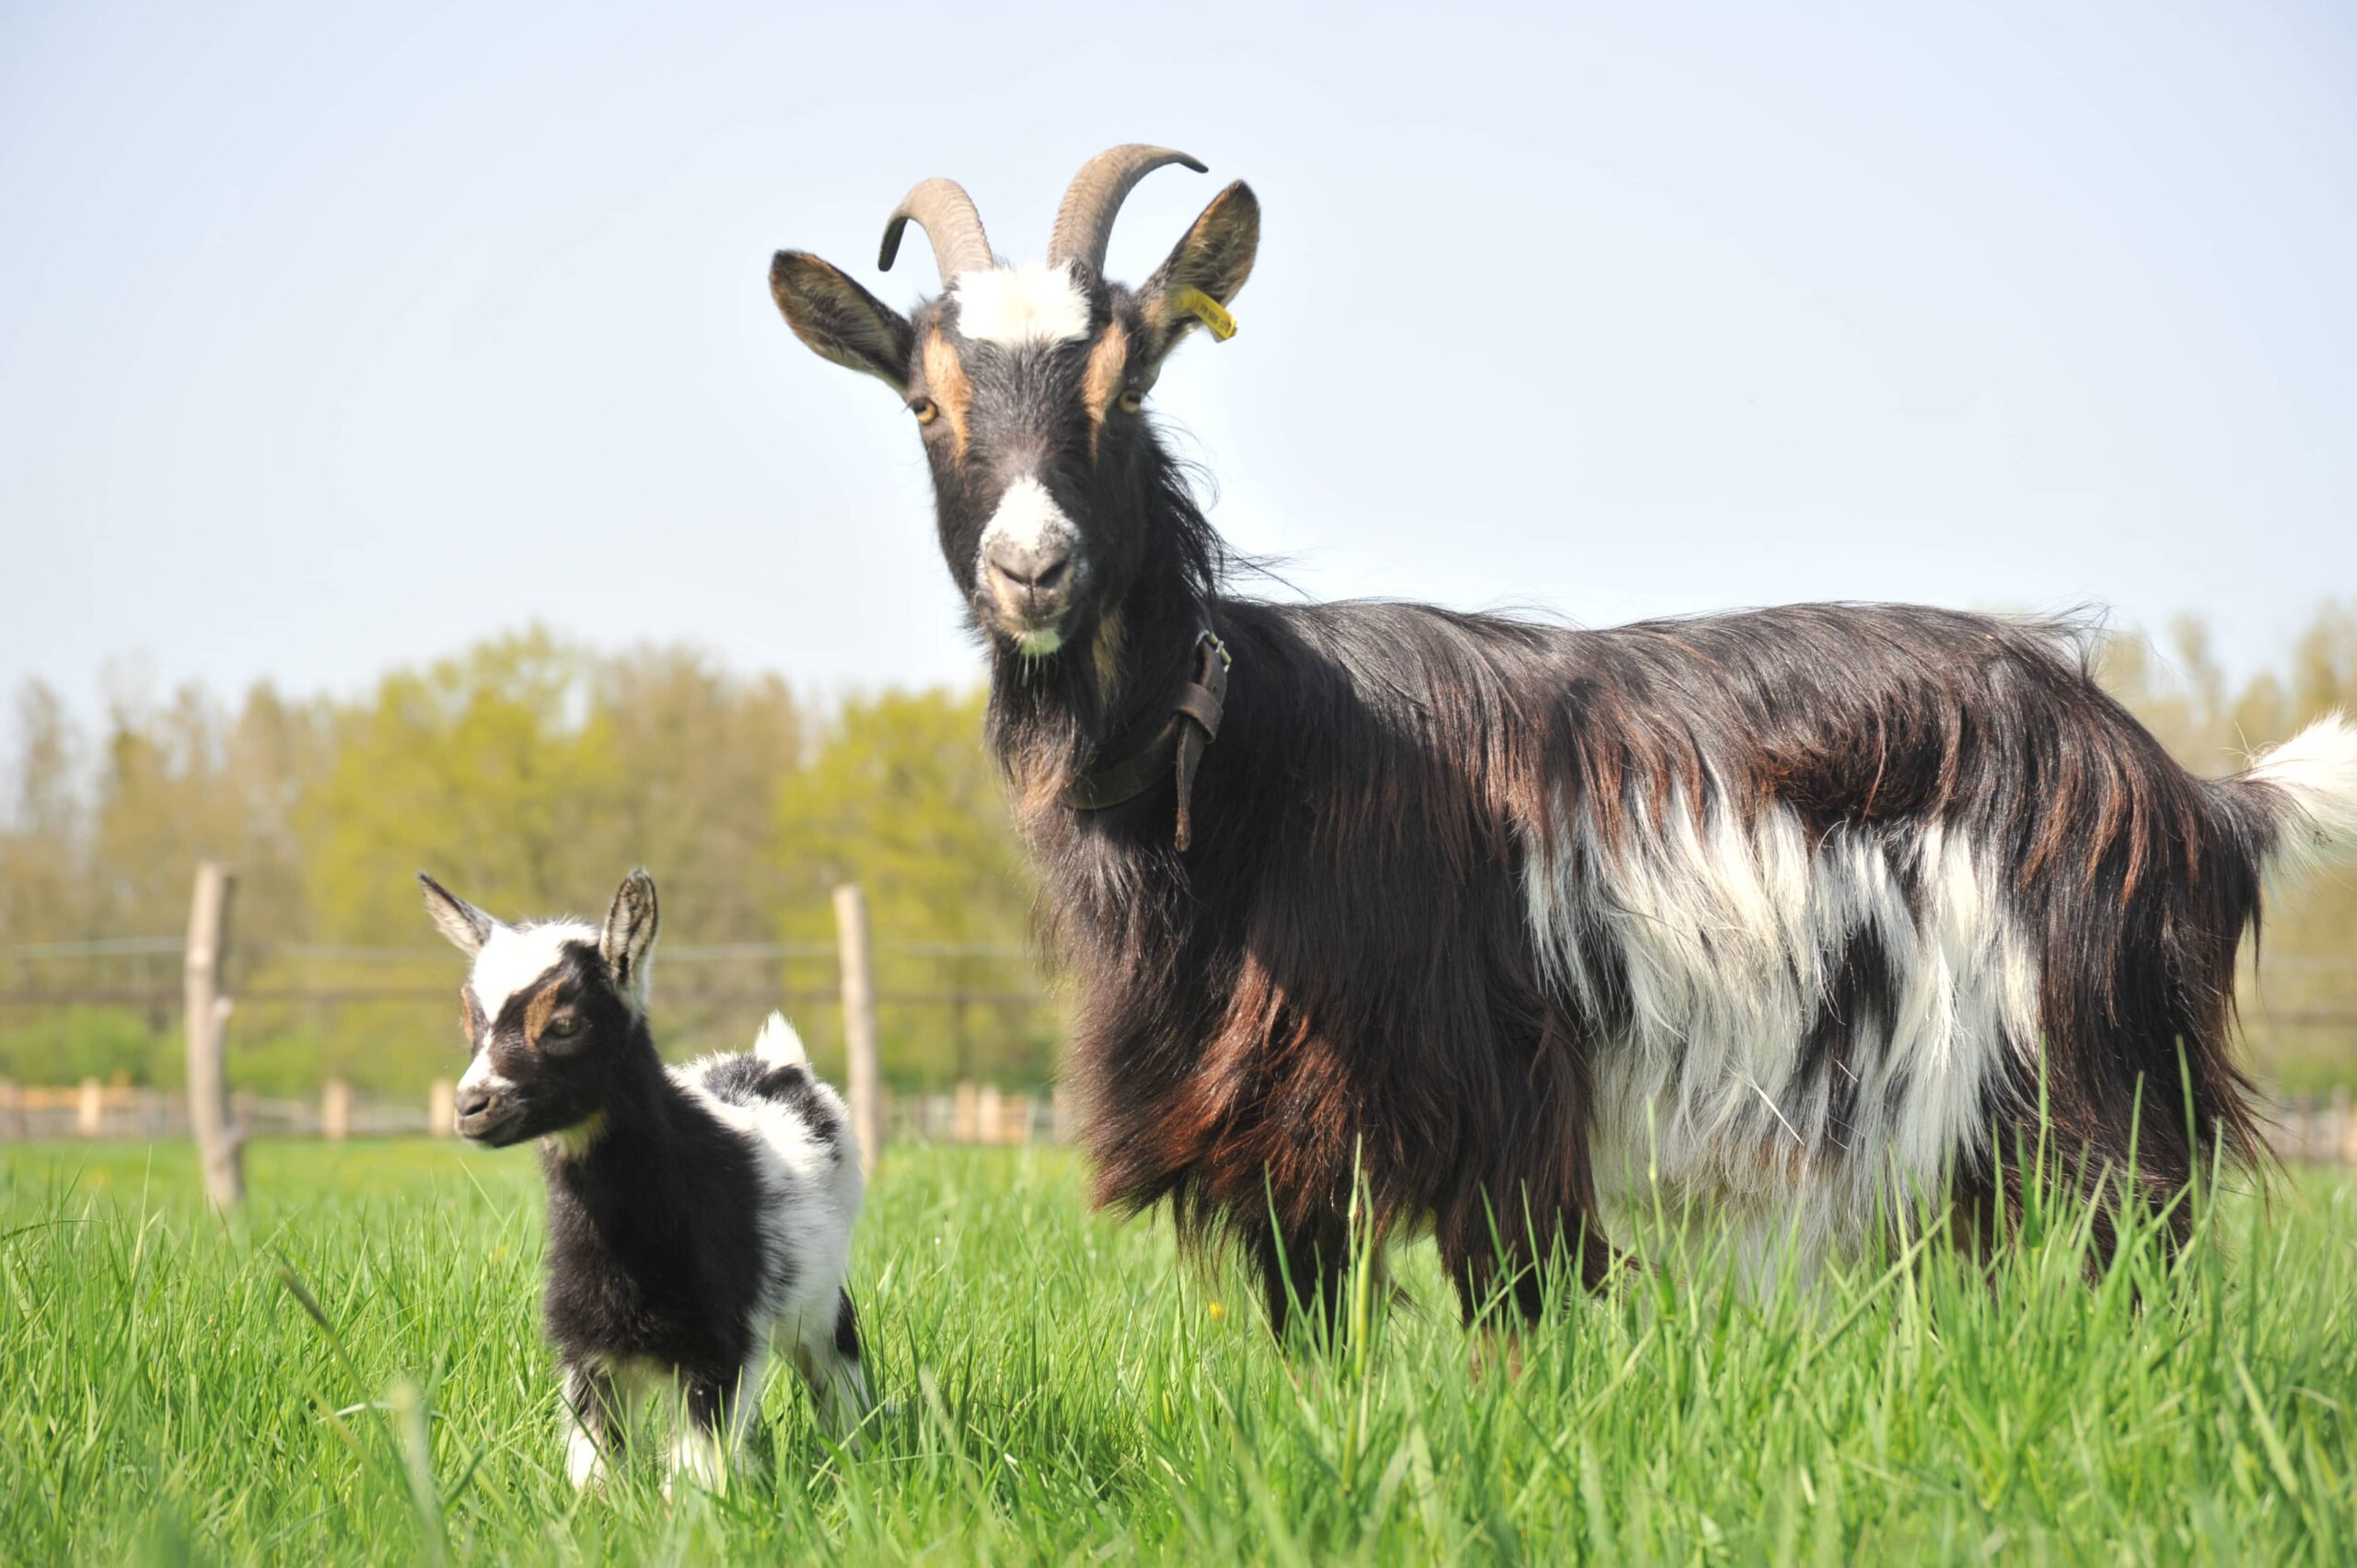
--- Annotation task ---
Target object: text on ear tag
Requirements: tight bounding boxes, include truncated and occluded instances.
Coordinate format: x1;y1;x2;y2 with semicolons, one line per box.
1171;286;1237;342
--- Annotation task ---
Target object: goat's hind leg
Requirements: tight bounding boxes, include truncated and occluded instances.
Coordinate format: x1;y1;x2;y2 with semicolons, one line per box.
788;1287;874;1441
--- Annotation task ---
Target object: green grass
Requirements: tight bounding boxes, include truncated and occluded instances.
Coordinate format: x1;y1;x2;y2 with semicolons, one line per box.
3;1140;2353;1565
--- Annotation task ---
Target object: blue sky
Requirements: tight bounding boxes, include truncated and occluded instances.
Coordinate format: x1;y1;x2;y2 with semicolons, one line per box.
3;0;2352;713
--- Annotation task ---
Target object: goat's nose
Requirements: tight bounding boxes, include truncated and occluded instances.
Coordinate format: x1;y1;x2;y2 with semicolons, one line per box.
454;1085;496;1121
985;538;1072;595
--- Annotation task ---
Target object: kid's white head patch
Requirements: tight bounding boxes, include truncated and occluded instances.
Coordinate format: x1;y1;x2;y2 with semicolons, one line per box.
950;261;1090;345
468;919;598;1019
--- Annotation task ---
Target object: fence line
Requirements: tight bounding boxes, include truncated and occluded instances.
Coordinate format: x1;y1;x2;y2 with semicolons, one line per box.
8;1075;2357;1166
0;937;1030;964
6;871;2352;1184
0;1077;1079;1149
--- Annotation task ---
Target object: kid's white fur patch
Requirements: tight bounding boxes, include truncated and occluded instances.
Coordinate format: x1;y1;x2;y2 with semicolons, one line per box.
467;919;598;1018
754;1011;809;1066
950;261;1090;345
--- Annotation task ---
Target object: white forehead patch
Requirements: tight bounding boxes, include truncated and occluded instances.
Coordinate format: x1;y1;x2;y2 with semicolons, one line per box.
468;919;598;1018
950;261;1090;345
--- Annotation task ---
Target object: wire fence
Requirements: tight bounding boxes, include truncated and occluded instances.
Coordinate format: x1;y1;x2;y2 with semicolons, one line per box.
0;1077;1080;1147
0;932;1066;1097
5;935;2356;1158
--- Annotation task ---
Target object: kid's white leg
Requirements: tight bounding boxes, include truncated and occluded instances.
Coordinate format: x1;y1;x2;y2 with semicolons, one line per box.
668;1350;764;1495
790;1288;874;1440
560;1361;626;1491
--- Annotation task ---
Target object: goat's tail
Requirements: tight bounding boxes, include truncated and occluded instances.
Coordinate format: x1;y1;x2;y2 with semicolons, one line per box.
2219;711;2357;880
755;1010;810;1067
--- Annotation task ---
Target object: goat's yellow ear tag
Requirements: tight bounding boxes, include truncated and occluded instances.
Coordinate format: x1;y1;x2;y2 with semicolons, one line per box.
1171;286;1237;342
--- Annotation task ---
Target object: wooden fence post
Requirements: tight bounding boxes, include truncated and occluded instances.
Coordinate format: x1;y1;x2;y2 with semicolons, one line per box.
429;1078;455;1138
184;862;244;1207
322;1078;351;1141
76;1076;103;1137
831;884;882;1178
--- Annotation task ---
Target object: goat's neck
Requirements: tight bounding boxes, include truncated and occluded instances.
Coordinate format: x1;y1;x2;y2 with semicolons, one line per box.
984;481;1220;784
539;1040;691;1217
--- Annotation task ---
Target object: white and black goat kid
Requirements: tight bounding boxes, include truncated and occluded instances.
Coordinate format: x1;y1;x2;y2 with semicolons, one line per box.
769;146;2357;1337
420;868;869;1489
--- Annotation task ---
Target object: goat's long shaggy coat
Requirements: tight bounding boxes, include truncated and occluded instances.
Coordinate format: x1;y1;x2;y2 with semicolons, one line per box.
1006;495;2357;1327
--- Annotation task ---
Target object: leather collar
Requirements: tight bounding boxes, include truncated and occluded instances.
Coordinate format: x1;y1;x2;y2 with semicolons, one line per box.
1061;627;1232;851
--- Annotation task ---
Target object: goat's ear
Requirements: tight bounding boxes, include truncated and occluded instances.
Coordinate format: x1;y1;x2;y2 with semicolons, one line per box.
1138;180;1259;367
418;872;495;957
598;868;660;1000
770;251;914;394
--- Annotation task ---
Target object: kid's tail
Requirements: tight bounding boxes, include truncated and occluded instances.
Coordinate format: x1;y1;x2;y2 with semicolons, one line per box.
754;1010;810;1067
2231;712;2357;878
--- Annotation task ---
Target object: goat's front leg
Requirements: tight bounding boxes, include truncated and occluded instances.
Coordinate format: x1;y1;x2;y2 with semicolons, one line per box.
668;1352;761;1495
559;1359;627;1490
1246;1213;1352;1347
1439;1187;1622;1333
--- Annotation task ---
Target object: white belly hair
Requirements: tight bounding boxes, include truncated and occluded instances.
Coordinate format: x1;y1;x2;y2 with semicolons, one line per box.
1523;784;2039;1280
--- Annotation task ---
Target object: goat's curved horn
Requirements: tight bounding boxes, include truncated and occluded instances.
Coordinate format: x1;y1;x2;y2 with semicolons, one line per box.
1047;145;1208;278
877;178;995;283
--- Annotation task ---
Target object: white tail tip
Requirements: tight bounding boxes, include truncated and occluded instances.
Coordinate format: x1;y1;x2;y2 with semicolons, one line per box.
754;1010;809;1066
2244;711;2357;876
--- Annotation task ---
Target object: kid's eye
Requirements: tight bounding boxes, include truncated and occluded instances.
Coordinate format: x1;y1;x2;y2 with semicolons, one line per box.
543;1016;581;1039
910;397;940;424
1116;389;1144;413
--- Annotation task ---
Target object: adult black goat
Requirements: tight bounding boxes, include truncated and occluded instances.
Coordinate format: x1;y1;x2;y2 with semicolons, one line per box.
768;145;2357;1334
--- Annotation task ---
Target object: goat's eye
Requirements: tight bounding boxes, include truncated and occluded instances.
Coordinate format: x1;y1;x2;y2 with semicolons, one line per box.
543;1016;581;1040
1116;389;1144;413
909;397;940;425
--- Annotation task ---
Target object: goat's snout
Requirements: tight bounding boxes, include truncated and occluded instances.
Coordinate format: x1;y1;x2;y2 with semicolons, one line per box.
454;1082;515;1141
977;476;1082;651
985;536;1073;599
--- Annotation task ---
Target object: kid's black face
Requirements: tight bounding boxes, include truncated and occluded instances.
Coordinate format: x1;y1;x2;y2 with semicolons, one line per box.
450;944;635;1147
417;868;662;1149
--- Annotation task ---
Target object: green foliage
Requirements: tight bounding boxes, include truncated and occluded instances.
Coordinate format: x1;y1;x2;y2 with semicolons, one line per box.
303;629;626;942
3;1142;2353;1563
777;687;1031;949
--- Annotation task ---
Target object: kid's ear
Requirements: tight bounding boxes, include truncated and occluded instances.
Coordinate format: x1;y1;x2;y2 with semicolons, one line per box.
599;868;660;1000
418;872;495;956
1138;180;1259;368
769;250;915;394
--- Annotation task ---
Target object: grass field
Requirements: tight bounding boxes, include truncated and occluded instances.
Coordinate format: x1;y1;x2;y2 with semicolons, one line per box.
3;1139;2354;1565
